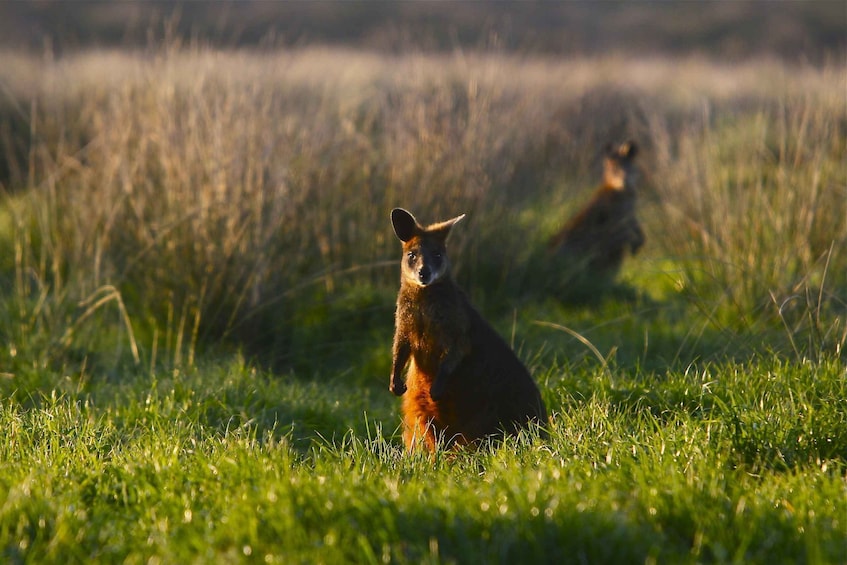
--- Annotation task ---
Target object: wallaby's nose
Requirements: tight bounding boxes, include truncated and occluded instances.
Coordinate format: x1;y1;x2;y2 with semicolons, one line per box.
418;266;431;284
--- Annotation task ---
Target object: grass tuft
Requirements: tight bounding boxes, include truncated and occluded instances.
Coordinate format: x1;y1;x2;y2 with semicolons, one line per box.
0;45;845;561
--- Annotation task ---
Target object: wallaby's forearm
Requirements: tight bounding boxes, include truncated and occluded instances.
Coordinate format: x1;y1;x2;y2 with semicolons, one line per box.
390;340;411;396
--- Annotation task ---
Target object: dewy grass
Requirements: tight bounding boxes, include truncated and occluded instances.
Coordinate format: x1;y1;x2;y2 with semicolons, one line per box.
0;357;844;563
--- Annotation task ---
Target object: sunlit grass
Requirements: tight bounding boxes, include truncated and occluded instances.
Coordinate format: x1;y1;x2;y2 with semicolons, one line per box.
0;45;845;562
0;356;844;563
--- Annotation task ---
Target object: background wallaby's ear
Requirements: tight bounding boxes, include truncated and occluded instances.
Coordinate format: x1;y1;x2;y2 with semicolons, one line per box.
427;213;466;238
621;140;638;159
391;208;420;242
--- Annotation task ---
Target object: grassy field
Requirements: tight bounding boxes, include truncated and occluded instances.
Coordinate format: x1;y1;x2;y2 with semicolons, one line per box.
0;45;845;563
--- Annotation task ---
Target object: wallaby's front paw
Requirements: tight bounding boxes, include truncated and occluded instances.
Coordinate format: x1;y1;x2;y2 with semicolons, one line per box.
390;380;407;396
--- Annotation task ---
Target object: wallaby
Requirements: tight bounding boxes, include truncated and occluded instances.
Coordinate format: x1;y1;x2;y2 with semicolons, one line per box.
389;208;547;452
549;141;645;280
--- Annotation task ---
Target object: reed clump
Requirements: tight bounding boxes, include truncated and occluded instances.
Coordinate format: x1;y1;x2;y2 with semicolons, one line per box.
1;47;844;370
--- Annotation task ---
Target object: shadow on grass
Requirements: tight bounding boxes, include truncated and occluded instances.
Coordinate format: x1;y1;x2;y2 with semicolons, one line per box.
297;490;671;563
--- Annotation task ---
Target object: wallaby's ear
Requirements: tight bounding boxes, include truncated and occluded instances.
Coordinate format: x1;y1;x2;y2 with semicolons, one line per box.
621;140;638;159
391;208;420;242
427;213;466;239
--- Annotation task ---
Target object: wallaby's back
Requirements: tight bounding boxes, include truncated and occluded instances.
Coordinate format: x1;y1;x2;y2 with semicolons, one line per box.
390;208;547;452
550;141;645;279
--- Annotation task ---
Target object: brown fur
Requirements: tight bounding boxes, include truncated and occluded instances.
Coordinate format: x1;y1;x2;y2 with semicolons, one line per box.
389;208;547;452
549;141;645;279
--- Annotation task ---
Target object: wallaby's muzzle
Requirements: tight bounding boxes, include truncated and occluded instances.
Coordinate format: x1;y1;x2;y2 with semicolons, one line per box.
418;266;433;285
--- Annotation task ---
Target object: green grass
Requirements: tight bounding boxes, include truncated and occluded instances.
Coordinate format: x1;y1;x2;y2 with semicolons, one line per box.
0;45;845;562
1;355;844;563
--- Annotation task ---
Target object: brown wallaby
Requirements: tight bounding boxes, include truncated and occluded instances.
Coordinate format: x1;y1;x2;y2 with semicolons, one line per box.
389;208;547;452
549;141;645;280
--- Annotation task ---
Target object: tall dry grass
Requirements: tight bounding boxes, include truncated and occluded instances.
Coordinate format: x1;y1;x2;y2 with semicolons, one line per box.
651;67;847;358
1;46;844;370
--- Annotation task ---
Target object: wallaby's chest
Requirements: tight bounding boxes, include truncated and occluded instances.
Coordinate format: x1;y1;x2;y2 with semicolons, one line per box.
595;189;634;215
397;284;469;348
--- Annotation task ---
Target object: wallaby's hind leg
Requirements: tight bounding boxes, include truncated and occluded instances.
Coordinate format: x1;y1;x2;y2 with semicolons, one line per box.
403;414;437;452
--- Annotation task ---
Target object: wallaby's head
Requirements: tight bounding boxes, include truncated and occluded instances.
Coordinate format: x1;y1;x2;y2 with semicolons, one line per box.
602;140;639;191
391;208;465;288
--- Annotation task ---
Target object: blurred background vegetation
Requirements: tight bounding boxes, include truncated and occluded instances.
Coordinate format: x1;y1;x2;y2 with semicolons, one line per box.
0;1;844;384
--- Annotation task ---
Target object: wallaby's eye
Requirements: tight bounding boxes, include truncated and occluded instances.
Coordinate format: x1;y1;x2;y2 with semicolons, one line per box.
407;251;417;262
